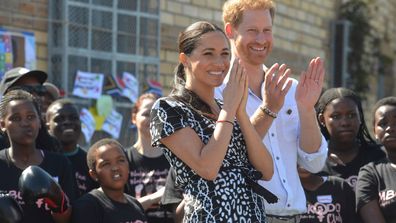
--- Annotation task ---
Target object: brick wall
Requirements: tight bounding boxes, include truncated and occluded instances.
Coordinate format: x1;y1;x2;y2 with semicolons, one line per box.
159;0;338;93
0;0;49;71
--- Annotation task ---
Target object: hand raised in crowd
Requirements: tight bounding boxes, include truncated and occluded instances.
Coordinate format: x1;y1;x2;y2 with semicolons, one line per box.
236;64;248;121
222;58;246;116
295;57;325;111
262;63;292;113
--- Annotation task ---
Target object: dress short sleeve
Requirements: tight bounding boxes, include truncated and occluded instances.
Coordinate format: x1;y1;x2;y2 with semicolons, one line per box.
150;97;189;147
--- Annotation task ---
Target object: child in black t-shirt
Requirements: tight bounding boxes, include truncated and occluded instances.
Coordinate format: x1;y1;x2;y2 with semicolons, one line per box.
46;99;98;197
298;165;359;223
356;97;396;222
72;138;147;223
0;89;75;223
316;88;386;189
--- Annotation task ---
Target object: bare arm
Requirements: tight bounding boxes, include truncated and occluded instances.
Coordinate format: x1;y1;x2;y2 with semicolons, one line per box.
137;187;165;210
359;200;386;223
174;199;185;223
296;57;325;153
237;73;273;180
161;59;244;181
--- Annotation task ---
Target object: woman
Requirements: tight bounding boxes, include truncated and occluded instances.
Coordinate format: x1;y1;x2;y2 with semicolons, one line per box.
150;21;274;222
315;87;385;189
356;96;396;223
0;89;76;223
126;92;172;222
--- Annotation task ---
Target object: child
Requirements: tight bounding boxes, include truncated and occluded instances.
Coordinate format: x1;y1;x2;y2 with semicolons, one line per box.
356;96;396;222
0;89;76;223
46;98;98;197
316;87;385;189
71;138;147;223
298;165;359;223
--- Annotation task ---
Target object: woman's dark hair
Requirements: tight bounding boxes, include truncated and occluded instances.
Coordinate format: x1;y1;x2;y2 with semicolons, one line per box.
372;96;396;125
0;89;61;152
315;87;376;146
171;21;228;117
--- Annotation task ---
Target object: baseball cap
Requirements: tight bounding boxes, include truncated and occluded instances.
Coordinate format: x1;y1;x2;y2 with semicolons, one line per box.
0;67;48;96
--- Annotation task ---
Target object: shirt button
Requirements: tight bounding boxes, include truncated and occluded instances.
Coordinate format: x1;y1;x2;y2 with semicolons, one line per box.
283;179;286;183
271;133;275;137
287;204;291;207
276;156;280;160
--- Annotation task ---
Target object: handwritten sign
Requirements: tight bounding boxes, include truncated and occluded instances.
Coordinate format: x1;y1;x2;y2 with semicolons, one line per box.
102;109;123;139
73;70;104;99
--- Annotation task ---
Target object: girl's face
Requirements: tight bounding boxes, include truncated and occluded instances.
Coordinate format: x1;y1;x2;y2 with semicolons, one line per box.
374;105;396;150
320;97;361;143
183;31;230;90
132;98;155;138
0;100;40;146
90;144;129;192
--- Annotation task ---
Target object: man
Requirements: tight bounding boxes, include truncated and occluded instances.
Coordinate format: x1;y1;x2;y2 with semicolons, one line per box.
0;67;60;152
216;1;328;222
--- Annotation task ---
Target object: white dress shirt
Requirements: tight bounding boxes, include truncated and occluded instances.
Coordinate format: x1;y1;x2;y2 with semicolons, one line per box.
215;77;328;216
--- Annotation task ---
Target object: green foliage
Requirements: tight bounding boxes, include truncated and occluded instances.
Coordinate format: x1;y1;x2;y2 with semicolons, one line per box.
339;0;376;95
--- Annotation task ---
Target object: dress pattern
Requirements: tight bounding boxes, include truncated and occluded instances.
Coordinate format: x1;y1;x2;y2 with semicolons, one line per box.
150;97;267;222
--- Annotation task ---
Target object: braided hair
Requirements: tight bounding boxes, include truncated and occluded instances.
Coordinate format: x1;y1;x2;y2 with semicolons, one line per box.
0;89;40;119
0;89;61;152
315;87;376;147
171;21;229;118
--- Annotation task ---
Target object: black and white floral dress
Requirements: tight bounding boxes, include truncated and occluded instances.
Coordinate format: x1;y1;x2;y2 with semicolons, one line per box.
150;97;267;223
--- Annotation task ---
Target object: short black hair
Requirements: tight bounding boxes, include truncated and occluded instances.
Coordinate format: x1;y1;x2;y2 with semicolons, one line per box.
86;138;124;171
46;98;78;121
372;96;396;124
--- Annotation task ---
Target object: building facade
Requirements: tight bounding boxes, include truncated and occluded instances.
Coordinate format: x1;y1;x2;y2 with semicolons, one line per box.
0;0;395;146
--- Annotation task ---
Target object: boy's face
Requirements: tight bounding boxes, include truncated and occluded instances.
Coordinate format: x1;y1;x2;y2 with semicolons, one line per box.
374;105;396;150
90;144;129;192
46;103;81;146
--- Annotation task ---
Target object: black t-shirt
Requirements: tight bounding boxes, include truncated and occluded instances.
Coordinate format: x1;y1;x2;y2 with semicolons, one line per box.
161;167;183;211
71;188;147;223
0;149;77;223
356;159;396;222
64;147;98;198
126;147;173;223
320;144;386;189
300;176;359;223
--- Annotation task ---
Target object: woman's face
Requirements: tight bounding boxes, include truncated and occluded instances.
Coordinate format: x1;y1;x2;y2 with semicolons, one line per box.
183;31;231;89
374;105;396;150
320;97;361;144
0;99;40;147
132;98;155;138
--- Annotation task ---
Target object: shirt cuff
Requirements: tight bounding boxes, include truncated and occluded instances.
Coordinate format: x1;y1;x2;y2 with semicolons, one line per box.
297;135;328;171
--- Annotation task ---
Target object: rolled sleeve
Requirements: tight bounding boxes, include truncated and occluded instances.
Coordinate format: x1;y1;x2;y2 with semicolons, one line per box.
297;134;328;173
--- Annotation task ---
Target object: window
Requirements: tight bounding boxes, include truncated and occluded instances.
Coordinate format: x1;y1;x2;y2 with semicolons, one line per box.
48;0;160;147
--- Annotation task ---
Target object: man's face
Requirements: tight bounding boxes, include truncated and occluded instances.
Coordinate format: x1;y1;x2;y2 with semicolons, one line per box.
230;9;273;66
